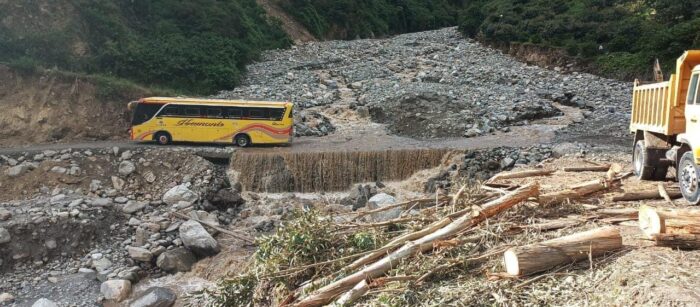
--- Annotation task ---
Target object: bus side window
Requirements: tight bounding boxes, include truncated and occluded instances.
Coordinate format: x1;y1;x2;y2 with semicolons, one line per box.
160;105;181;117
287;106;294;118
185;107;201;117
206;107;222;118
269;108;285;121
248;108;266;119
225;107;242;119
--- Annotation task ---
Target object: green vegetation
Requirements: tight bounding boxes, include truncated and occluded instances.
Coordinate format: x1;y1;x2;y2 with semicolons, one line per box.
0;0;291;94
278;0;465;39
206;209;387;306
459;0;700;79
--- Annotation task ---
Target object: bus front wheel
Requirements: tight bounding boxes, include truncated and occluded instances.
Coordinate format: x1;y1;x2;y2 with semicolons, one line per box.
235;134;251;147
154;132;171;145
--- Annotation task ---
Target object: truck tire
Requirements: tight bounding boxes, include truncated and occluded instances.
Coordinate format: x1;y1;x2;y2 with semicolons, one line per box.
679;151;700;205
633;140;667;180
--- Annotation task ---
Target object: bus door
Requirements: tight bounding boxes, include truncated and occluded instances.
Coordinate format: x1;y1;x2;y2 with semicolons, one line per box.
156;105;182;140
202;106;226;142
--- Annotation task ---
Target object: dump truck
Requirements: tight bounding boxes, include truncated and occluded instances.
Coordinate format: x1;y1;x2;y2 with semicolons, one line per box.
630;50;700;204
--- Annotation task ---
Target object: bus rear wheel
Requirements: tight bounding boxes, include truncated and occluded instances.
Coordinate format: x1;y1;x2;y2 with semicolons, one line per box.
235;134;251;147
154;132;171;145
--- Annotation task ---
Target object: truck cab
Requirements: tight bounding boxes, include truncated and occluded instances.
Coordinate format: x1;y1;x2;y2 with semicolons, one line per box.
630;51;700;204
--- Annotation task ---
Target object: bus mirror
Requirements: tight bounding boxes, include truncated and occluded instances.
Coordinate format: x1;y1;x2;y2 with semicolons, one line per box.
127;101;138;111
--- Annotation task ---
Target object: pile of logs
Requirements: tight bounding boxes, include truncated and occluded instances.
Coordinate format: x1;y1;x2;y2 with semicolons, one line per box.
639;205;700;249
283;164;637;306
279;162;700;306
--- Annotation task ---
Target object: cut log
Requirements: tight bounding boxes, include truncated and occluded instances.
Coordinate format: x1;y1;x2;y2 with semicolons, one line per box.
594;208;639;219
293;182;539;307
563;165;611;172
651;233;700;249
658;184;673;203
539;179;617;205
488;169;554;183
503;226;622;276
606;163;623;181
520;219;581;231
612;189;682;202
331;279;368;306
639;205;700;238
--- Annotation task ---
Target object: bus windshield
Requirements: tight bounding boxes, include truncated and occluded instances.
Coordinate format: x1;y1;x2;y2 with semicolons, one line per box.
131;103;162;125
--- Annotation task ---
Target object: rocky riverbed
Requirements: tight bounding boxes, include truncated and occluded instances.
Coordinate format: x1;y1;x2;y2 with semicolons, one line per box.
218;27;631;141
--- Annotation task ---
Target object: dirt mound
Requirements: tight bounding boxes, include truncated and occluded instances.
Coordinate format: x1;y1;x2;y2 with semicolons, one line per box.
0;66;148;146
230;148;455;192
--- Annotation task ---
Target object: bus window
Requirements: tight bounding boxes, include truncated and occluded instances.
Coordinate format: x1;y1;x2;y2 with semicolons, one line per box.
248;108;267;119
185;107;201;117
225;107;242;119
287;106;294;118
206;107;222;118
269;108;285;121
160;105;182;117
131;103;162;125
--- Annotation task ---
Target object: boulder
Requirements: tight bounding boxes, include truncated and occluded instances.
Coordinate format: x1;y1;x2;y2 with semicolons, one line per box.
5;165;28;177
129;287;176;307
32;298;57;307
0;227;10;244
156;247;197;273
112;176;126;191
0;293;15;304
162;184;198;206
0;208;11;221
179;220;219;257
123;201;147;214
207;188;244;209
100;279;132;302
119;161;136;176
366;193;399;222
127;246;154;262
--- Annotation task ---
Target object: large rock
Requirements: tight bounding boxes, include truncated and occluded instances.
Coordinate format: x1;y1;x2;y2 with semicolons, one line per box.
179;220;219;257
5;165;28;177
366;193;399;222
32;298;58;307
0;227;10;244
119;161;136;176
101;279;132;302
207;188;244;209
129;287;176;307
156;247;196;273
162;184;198;206
0;293;15;304
0;208;11;221
123;201;147;214
127;246;154;262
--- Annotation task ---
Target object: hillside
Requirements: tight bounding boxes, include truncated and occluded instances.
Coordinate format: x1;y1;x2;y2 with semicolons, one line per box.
274;0;700;80
0;0;290;94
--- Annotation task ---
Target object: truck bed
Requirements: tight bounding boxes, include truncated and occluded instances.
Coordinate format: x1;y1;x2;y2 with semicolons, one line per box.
630;74;685;135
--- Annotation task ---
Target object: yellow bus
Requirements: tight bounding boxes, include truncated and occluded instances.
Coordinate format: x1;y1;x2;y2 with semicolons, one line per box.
127;97;293;147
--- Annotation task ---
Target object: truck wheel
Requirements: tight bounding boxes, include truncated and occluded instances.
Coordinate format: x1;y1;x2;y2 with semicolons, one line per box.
679;151;700;205
634;140;654;180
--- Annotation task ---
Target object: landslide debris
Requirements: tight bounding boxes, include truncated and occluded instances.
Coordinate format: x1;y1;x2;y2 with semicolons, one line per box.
219;27;630;140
